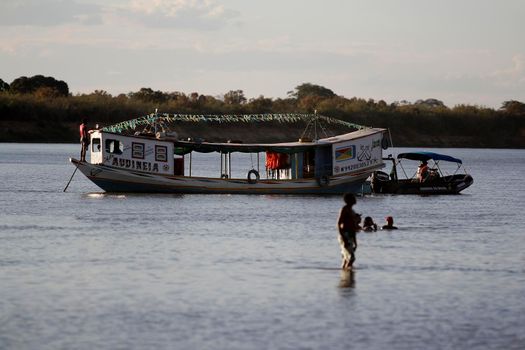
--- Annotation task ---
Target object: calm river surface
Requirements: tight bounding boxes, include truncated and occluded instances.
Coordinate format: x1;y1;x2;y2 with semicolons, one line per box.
1;144;524;350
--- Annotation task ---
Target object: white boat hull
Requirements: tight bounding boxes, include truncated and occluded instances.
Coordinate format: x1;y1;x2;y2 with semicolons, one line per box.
71;158;376;194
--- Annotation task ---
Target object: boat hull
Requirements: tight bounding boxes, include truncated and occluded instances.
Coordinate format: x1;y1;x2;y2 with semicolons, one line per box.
71;159;374;195
370;171;473;195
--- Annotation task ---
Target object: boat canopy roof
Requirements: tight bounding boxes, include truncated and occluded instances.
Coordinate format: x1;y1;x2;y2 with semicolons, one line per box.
397;151;462;164
172;128;385;155
98;112;386;155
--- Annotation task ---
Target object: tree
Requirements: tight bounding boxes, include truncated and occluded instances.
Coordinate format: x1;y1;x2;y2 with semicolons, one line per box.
190;92;199;103
91;90;112;97
298;95;323;112
500;100;525;115
224;90;247;105
288;83;336;100
129;87;167;104
10;75;69;96
0;78;9;92
414;98;447;109
34;87;64;99
377;100;388;110
248;95;273;113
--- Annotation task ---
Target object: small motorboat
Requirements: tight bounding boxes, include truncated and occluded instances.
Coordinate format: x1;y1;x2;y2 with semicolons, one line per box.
370;151;473;194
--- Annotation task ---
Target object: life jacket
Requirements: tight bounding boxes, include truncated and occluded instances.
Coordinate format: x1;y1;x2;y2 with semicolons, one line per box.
265;152;289;170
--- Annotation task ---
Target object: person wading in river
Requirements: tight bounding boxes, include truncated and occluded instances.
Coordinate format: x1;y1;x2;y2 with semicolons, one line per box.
337;193;361;270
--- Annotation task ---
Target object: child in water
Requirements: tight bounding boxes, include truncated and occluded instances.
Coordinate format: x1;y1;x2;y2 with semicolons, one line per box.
382;216;398;230
337;193;361;269
362;216;378;232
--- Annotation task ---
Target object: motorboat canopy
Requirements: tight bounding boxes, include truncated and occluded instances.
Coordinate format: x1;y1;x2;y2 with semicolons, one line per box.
397;152;463;164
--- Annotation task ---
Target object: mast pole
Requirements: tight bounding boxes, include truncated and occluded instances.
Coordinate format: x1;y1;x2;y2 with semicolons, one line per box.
228;153;232;178
314;110;318;141
189;152;192;177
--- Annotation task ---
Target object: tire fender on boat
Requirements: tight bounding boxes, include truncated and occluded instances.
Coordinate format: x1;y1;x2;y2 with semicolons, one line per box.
317;175;330;187
247;169;260;184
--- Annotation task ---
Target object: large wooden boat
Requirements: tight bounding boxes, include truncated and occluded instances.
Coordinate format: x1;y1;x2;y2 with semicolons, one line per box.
370;151;473;195
70;113;389;194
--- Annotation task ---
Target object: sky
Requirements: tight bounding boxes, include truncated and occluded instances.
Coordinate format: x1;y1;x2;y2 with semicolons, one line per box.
1;0;524;108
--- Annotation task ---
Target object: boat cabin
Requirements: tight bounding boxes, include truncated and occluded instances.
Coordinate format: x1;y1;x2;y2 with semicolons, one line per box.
89;130;177;176
89;127;386;182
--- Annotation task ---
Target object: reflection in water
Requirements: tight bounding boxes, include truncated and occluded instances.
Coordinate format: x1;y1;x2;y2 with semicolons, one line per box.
83;193;127;199
338;269;355;289
83;192;185;200
84;193;109;199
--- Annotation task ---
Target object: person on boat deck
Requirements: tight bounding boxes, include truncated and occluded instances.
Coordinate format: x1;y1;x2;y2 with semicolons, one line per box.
417;160;429;182
362;216;378;232
79;119;89;162
382;216;398;230
337;193;361;270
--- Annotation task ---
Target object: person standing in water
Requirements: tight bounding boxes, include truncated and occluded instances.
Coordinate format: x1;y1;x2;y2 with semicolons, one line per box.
337;193;361;270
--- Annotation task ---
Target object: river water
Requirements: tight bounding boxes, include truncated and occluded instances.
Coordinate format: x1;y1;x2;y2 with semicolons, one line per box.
0;144;524;350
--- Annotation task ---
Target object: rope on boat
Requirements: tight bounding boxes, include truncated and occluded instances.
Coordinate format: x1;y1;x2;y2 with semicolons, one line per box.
101;113;369;134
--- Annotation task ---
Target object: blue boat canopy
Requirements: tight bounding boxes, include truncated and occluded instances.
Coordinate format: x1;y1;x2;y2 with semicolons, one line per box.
397;152;462;164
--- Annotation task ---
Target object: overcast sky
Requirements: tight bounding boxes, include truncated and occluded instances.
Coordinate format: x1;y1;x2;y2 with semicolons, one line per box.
1;0;523;108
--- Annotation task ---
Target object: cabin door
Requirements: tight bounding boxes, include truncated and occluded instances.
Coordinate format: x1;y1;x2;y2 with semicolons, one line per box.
315;146;332;178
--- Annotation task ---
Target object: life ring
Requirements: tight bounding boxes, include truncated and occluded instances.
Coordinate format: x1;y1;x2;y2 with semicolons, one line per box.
317;175;330;187
247;169;260;184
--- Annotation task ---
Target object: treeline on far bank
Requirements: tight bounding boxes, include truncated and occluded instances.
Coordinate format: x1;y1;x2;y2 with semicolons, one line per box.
0;76;524;148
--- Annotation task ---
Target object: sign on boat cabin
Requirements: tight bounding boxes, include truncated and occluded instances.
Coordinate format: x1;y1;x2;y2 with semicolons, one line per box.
89;131;175;175
332;132;384;175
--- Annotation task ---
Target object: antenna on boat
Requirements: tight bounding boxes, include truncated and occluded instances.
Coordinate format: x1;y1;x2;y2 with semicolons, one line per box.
299;110;331;142
154;108;159;134
314;110;318;141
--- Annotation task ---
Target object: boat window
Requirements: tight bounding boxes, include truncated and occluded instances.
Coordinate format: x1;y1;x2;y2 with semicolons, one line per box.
132;142;145;159
91;138;101;153
155;145;168;162
105;139;123;154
